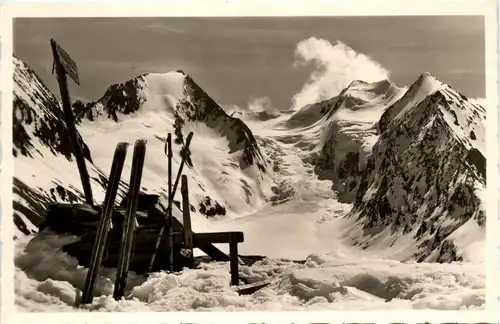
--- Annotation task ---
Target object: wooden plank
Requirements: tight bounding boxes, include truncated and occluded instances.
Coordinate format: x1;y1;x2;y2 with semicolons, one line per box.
52;39;80;85
196;243;230;262
181;175;194;267
229;235;239;286
235;280;272;295
50;39;92;205
150;206;234;263
194;231;244;245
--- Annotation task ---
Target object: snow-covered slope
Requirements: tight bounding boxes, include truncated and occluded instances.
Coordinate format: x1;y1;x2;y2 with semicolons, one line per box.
347;73;486;263
13;57;96;237
283;79;406;202
13;58;273;240
12;57;487;311
79;70;272;218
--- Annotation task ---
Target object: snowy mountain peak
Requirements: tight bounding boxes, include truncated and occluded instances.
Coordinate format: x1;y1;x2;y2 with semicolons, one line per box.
74;69;268;174
349;74;486;262
379;73;448;134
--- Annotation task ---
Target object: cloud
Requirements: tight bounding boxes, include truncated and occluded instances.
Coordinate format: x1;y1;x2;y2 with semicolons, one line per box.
247;96;276;112
223;96;277;115
291;38;389;110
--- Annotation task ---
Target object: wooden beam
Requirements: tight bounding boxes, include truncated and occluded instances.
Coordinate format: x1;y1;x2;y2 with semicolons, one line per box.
235;280;272;295
150;206;237;263
194;232;244;245
196;243;230;262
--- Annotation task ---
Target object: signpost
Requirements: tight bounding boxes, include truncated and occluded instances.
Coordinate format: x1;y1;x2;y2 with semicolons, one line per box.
50;39;93;205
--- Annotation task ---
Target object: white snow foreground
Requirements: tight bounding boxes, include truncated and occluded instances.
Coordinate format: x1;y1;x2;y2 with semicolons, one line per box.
12;57;486;311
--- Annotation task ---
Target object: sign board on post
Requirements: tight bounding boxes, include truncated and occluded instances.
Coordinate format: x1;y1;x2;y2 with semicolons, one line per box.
50;38;93;205
52;40;80;85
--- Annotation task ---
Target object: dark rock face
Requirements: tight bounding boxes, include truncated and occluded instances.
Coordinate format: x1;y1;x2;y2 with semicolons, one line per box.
350;88;486;261
377;73;433;134
177;76;267;173
13;57;92;162
96;75;148;122
73;75;148;123
199;196;227;218
314;121;367;203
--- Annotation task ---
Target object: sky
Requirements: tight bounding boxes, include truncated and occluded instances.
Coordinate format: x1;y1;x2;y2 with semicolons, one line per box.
14;16;485;111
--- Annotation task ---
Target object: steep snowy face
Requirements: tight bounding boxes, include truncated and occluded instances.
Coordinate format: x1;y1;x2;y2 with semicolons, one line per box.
79;71;268;174
378;72;446;134
13;57;92;162
285;79;406;203
13;58;98;237
13;59;272;239
74;68;271;218
350;74;486;262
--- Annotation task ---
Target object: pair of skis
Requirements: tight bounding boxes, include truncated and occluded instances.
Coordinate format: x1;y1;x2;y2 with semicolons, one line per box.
147;131;194;273
79;139;147;305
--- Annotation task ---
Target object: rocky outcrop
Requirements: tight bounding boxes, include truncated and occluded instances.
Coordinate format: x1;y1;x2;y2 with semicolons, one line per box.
13;57;92;162
349;73;486;261
177;75;267;173
78;73;268;174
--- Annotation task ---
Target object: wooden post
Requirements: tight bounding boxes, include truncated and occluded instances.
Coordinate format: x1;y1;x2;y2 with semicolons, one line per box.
229;233;239;286
50;39;93;205
166;133;174;271
181;175;194;267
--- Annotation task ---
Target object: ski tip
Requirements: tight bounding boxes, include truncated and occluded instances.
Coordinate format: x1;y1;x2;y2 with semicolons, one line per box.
185;132;194;145
116;142;130;149
135;139;147;146
133;139;148;157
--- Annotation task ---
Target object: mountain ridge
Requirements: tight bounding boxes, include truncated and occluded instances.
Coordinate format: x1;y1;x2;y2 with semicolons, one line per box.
347;76;486;262
12;58;274;238
12;56;487;264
